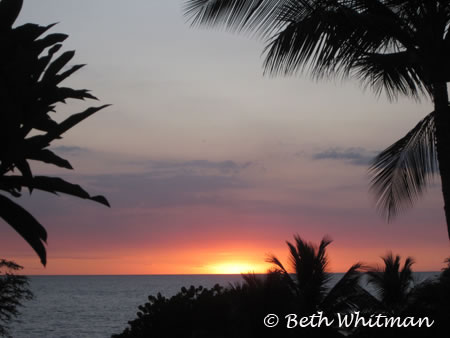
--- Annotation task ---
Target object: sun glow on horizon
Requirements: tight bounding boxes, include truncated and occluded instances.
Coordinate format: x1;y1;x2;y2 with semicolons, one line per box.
206;261;270;274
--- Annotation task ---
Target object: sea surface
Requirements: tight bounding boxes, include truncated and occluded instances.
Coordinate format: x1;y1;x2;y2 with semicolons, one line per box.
9;272;439;338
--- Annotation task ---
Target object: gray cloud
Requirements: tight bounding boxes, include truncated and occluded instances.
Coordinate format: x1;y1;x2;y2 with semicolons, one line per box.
312;147;379;166
18;158;252;218
51;145;89;155
87;171;247;209
130;159;253;176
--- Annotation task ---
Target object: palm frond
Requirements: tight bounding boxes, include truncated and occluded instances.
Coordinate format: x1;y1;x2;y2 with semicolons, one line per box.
184;0;285;38
369;111;437;221
354;51;429;101
317;236;332;266
266;253;296;289
241;272;264;289
262;0;412;79
400;256;415;289
184;0;435;101
266;253;289;274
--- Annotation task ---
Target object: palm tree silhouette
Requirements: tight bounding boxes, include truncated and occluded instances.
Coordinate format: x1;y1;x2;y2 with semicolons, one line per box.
267;235;370;321
184;0;450;239
365;252;415;314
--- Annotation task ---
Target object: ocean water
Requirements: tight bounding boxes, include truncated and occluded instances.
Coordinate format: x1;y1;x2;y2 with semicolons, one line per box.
9;272;439;338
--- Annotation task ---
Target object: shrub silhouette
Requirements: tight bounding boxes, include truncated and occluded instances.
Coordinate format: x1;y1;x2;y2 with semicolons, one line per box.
0;0;109;265
112;284;237;338
0;258;33;337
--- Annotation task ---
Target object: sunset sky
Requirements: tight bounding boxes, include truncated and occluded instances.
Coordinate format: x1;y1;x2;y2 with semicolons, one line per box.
1;0;448;274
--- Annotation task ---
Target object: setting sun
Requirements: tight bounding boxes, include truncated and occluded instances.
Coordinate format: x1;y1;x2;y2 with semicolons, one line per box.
206;261;270;274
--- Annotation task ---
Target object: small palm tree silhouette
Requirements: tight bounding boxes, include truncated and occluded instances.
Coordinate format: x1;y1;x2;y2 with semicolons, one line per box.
267;235;369;316
366;252;415;314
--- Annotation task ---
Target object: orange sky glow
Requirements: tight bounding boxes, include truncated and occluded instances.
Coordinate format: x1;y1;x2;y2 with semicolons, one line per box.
10;240;448;275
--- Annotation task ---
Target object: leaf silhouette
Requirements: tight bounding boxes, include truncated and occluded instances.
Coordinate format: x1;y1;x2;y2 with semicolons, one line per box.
43;50;75;81
0;194;47;266
369;112;437;220
27;149;73;170
0;0;22;30
0;176;110;207
54;64;86;84
13;22;57;42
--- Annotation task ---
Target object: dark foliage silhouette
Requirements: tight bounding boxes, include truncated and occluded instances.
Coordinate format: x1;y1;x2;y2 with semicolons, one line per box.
112;284;239;338
113;235;449;338
0;259;33;337
113;236;377;338
113;280;300;338
0;0;109;265
266;235;375;337
365;252;415;314
184;0;450;239
403;257;450;337
353;255;448;338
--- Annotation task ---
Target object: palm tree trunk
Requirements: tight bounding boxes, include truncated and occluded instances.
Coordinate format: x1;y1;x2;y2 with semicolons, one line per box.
433;82;450;239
